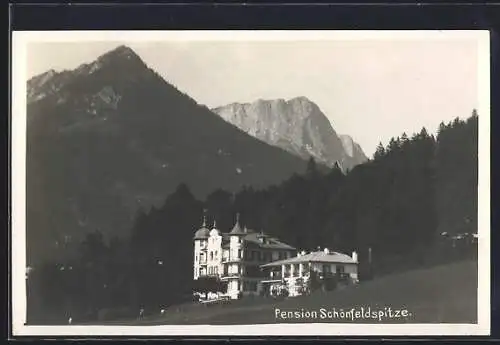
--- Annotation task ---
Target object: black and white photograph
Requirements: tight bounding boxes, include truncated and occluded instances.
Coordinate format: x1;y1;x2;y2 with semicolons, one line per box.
11;30;490;336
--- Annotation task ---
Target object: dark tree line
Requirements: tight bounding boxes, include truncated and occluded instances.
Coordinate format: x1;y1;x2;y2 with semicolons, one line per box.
27;111;478;324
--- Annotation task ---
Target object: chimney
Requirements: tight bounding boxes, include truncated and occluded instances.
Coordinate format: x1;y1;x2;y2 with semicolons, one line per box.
323;248;330;255
352;251;358;263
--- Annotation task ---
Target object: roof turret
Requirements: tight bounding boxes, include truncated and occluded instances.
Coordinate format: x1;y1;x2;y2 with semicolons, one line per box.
193;213;210;240
230;213;246;235
210;219;220;236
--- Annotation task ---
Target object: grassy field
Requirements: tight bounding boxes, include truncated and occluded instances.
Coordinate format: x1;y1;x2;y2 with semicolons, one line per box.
100;259;478;325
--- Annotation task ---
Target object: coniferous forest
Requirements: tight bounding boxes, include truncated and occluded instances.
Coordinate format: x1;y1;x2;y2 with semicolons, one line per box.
26;112;478;324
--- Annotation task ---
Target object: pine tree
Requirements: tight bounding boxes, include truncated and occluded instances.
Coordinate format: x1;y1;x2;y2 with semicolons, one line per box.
401;132;409;145
419;127;430;138
373;142;386;160
387;137;399;153
438;121;447;135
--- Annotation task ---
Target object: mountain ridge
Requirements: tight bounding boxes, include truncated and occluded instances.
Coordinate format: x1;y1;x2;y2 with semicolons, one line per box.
211;97;368;170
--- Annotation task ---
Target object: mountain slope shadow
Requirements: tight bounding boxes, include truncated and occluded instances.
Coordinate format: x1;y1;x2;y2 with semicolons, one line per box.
26;45;314;264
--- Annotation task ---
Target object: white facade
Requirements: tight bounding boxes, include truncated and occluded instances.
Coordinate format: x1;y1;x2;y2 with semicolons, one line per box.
193;214;296;299
261;248;359;297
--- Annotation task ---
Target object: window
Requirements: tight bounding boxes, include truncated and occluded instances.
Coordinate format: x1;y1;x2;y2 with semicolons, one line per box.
323;264;331;273
210;252;213;260
238;249;242;259
336;265;345;274
195;255;198;262
215;251;218;258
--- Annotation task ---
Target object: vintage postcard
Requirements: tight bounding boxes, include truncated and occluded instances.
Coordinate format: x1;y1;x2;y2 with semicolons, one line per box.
11;30;490;336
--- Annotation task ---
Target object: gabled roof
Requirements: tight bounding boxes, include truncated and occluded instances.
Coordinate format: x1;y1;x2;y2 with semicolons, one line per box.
243;232;296;250
201;213;295;250
260;250;356;267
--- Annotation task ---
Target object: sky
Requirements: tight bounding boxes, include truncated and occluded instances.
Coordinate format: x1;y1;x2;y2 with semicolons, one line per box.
26;36;481;157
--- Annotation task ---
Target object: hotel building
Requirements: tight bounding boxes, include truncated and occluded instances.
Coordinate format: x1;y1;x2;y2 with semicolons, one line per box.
260;248;359;297
193;214;297;299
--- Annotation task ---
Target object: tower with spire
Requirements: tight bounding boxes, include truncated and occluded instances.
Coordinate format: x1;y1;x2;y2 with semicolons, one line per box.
207;217;223;278
193;210;210;280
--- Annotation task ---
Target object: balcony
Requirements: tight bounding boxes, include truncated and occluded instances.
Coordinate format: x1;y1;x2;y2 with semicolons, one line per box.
222;256;242;263
221;272;243;279
269;271;282;280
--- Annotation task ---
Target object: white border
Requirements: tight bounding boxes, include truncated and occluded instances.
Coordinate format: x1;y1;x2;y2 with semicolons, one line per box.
11;30;491;337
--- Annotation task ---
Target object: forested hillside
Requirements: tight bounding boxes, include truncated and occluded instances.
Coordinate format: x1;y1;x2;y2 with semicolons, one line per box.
27;113;478;324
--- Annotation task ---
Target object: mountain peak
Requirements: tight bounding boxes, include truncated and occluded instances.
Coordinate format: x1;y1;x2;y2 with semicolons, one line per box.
67;45;149;82
289;96;313;104
100;45;138;59
69;45;145;76
94;45;144;66
212;97;368;170
28;69;57;85
27;45;153;106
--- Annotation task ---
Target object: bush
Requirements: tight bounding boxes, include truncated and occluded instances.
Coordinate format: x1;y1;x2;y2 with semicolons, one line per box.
279;288;289;298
